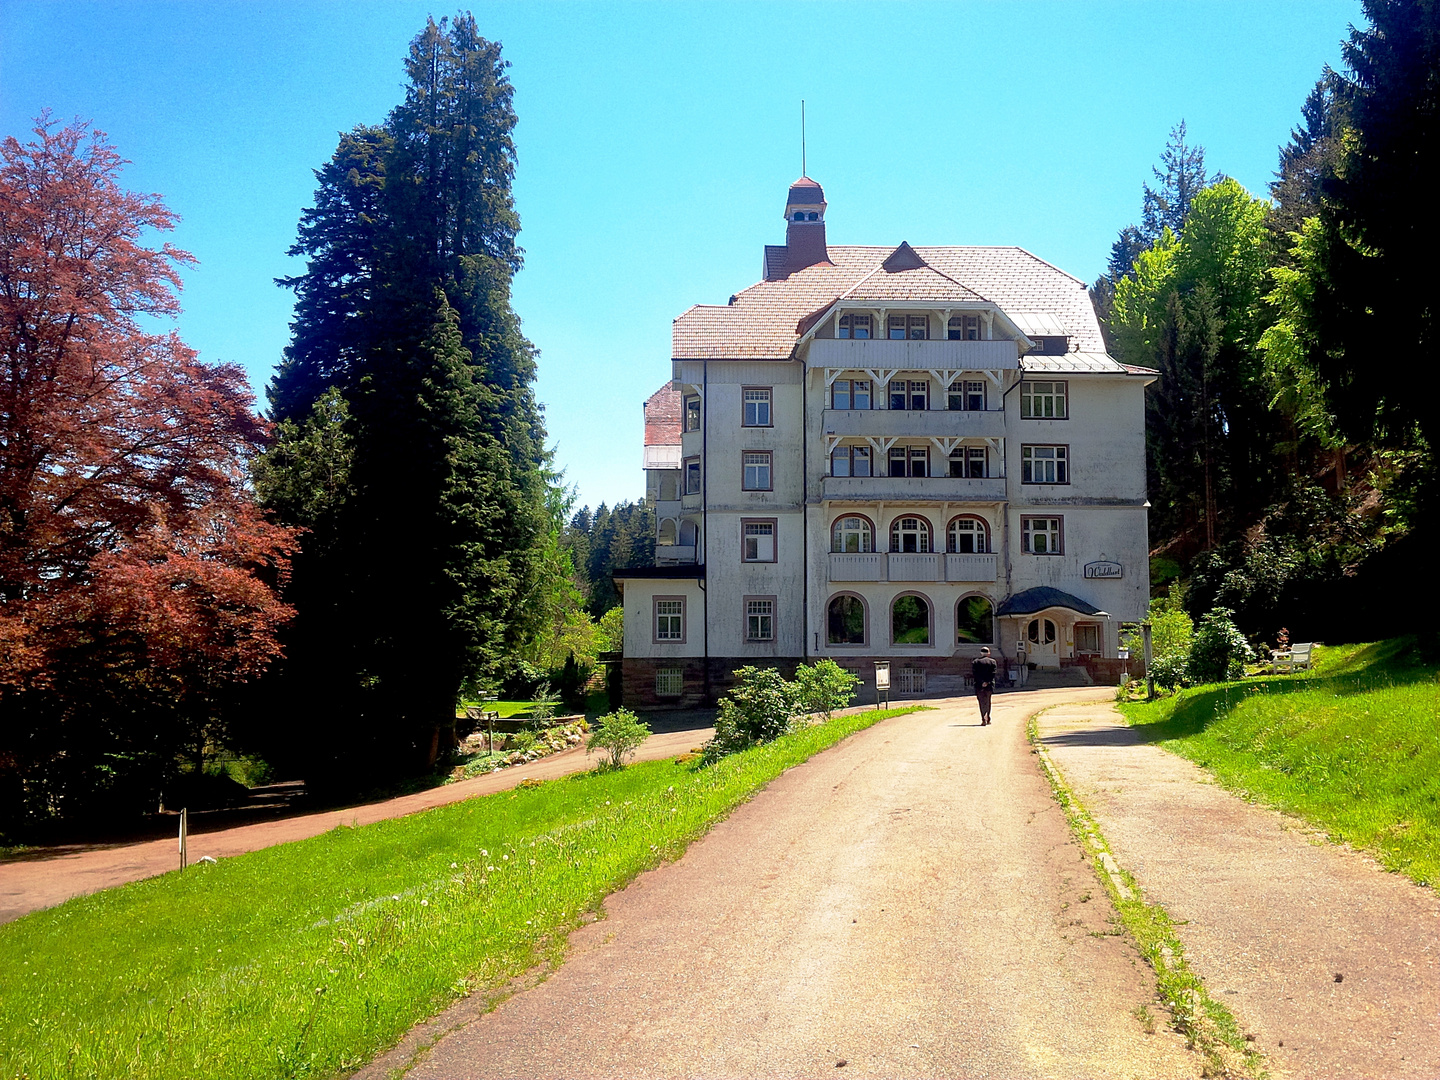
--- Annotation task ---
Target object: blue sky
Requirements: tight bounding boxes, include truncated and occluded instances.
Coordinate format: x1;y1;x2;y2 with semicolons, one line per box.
1;1;1361;511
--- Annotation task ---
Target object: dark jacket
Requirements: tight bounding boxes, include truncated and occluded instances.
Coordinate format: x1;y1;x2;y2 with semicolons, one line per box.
971;656;998;688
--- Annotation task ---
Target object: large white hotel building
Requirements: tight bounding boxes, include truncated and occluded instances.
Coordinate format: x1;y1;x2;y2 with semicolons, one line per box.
616;175;1154;707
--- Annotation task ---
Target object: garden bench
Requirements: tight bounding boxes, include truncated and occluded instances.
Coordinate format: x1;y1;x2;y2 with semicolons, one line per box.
1271;642;1314;673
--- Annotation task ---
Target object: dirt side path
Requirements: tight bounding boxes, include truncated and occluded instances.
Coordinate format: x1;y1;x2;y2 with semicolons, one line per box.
1036;700;1440;1079
0;729;712;925
378;688;1200;1080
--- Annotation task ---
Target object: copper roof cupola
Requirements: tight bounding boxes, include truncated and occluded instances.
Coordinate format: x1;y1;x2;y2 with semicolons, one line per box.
764;175;831;279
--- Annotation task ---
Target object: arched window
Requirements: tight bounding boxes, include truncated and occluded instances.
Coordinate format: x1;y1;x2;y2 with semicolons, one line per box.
657;519;678;546
956;595;994;645
892;594;931;644
890;516;932;553
831;515;874;553
946;516;989;553
827;594;866;645
679;519;698;546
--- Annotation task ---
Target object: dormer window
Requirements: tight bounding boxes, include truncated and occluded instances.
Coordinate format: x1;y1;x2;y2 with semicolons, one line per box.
948;315;981;340
837;314;871;339
1028;336;1070;355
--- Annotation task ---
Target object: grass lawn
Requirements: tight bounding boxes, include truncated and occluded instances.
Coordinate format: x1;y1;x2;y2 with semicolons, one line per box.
1119;637;1440;887
0;706;918;1080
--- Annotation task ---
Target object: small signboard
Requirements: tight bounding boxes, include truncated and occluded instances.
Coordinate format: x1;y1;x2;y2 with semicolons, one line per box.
1084;560;1124;580
874;660;891;691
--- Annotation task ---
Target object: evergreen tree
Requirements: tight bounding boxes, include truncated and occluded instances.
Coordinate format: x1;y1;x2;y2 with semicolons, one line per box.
1308;0;1440;457
256;15;547;780
1140;121;1221;241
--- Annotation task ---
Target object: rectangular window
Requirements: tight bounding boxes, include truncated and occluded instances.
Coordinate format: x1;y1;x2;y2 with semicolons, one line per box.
743;387;772;427
888;315;929;340
890;446;928;477
655;668;683;696
742;451;772;491
831;379;851;410
1021;380;1068;419
1075;624;1101;653
684;457;701;495
742;519;776;562
831;444;872;477
684;395;701;432
838;314;871;339
745;597;775;642
948;314;982;340
909;380;929;411
949;446;986;478
852;379;871;410
889;380;907;411
654;597;685;642
1021;516;1064;555
1022;444;1069;484
948;379;986;411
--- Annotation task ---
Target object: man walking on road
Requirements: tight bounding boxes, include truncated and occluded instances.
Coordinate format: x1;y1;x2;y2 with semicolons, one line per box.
971;646;998;726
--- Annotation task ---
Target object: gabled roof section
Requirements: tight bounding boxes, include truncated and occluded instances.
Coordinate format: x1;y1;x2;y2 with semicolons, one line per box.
881;241;927;272
672;245;1108;360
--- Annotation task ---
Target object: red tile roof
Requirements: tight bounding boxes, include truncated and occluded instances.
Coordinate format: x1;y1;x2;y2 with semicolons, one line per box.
673;245;1105;361
643;381;682;447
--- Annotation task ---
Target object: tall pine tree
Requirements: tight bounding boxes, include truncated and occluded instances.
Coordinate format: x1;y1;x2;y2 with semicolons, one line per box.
257;15;547;781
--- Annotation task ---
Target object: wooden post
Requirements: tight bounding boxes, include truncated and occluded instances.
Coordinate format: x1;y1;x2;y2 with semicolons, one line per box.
179;807;188;870
1142;622;1154;701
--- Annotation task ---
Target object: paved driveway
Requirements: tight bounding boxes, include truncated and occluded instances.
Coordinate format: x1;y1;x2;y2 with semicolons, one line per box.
366;688;1198;1079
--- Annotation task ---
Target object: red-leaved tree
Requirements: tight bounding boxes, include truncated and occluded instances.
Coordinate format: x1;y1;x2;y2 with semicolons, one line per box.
0;116;297;827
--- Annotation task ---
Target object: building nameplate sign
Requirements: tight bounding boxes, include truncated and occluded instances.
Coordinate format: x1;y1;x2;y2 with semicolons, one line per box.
1084;561;1124;580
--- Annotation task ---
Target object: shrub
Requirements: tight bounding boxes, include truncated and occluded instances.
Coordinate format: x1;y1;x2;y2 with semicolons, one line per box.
1124;583;1193;661
1188;607;1251;684
587;708;651;770
527;682;560;732
1148;651;1192;691
705;666;797;761
792;659;860;722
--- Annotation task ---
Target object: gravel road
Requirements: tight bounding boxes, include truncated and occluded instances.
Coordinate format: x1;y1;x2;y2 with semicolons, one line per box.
380;688;1199;1080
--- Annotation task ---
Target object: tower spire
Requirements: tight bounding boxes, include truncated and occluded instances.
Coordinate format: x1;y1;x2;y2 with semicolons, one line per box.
801;99;807;177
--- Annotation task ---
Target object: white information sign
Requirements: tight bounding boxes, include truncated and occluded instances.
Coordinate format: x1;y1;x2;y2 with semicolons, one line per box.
874;660;891;691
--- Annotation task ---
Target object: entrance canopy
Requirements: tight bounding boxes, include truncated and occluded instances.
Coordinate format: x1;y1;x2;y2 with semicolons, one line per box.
997;587;1108;618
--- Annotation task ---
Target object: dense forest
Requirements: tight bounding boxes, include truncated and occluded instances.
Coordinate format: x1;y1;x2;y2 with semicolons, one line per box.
1096;0;1436;645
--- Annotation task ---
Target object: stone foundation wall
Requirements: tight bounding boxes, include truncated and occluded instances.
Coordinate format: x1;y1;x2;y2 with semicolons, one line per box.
621;657;805;710
1066;656;1145;685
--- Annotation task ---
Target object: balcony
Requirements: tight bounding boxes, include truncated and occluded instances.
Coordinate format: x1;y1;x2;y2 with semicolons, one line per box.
946;553;998;582
655;545;697;565
828;553;885;581
823;475;1006;502
888;553;942;581
808;338;1020;370
654;499;682;522
824;408;1005;439
828;551;999;583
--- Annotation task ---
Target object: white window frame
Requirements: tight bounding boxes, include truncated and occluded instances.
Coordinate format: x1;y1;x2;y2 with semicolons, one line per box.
742;519;776;563
947;516;989;554
1021;380;1068;419
831;515;875;553
838;314;872;339
742;387;772;427
890;516;933;554
1021;515;1064;555
684;396;701;432
742;451;772;491
653;597;686;642
655;668;684;697
744;596;776;642
1022;444;1070;484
